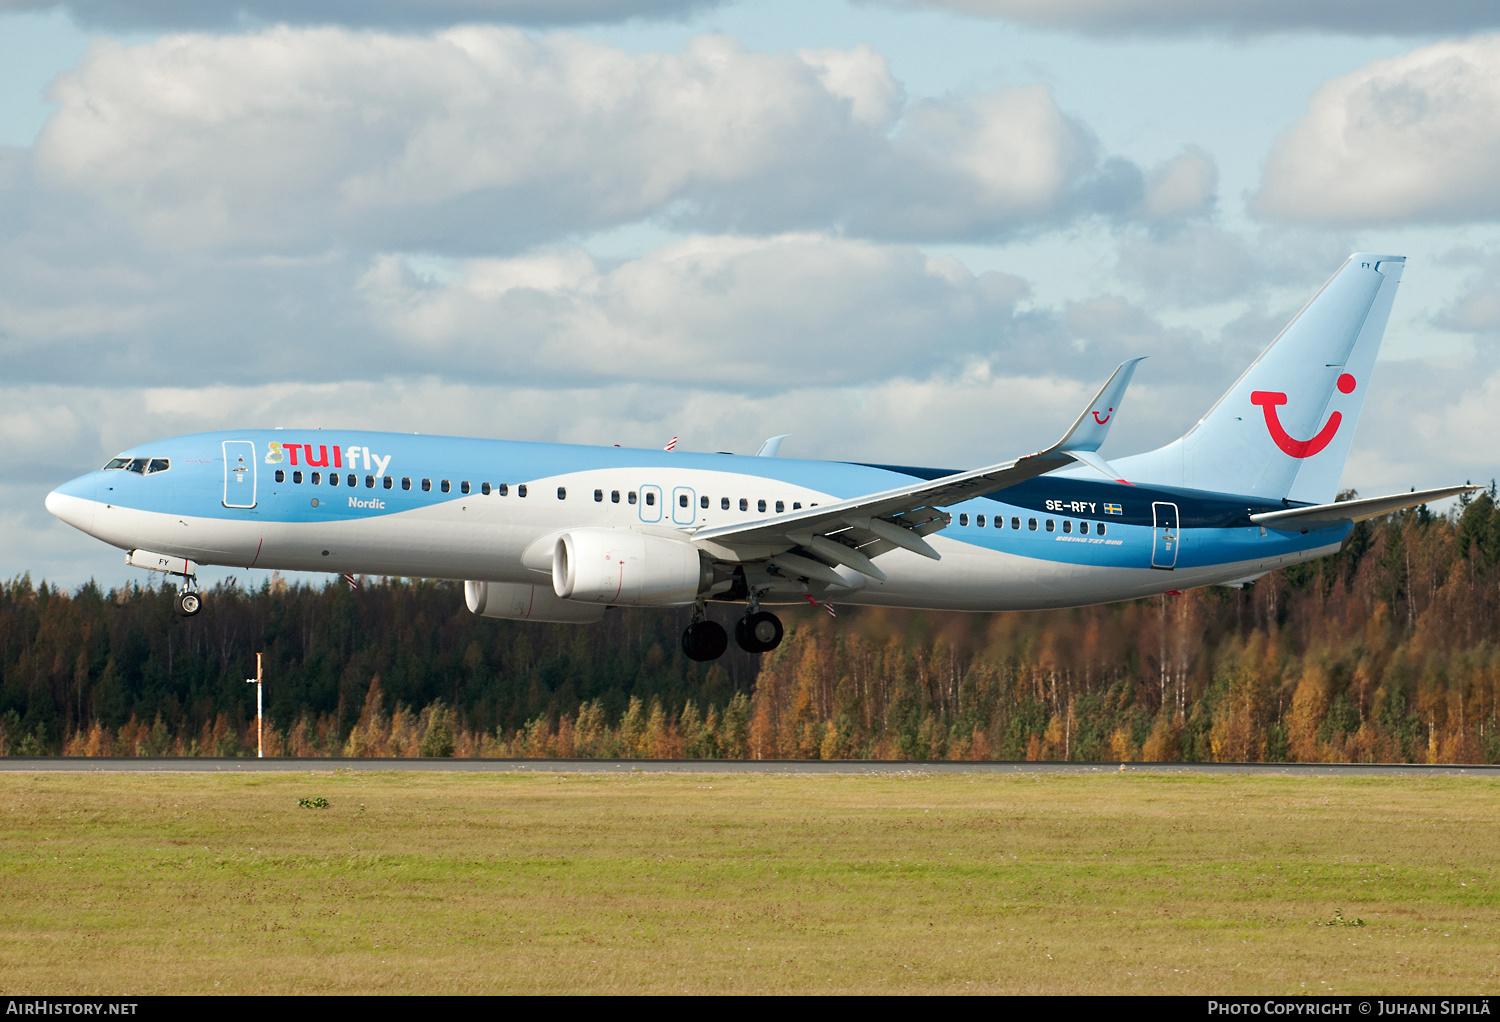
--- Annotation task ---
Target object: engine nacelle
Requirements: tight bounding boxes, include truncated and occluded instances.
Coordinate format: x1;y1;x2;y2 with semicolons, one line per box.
464;580;606;623
552;529;709;606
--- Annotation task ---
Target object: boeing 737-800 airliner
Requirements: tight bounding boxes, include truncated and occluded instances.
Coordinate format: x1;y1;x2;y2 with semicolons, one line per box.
46;254;1474;661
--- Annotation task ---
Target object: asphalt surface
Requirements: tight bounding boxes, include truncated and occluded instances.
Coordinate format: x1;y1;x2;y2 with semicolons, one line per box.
0;758;1496;776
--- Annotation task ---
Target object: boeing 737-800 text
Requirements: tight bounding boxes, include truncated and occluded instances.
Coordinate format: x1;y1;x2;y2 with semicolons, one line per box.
46;254;1474;660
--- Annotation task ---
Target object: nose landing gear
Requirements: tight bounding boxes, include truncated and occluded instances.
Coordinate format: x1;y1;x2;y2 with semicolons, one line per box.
177;584;202;617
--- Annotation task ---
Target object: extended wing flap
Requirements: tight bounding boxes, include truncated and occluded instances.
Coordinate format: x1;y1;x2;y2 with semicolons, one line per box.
1250;484;1479;530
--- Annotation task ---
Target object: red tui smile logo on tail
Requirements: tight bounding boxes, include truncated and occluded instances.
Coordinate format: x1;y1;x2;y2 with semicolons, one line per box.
1092;407;1113;425
1251;373;1356;459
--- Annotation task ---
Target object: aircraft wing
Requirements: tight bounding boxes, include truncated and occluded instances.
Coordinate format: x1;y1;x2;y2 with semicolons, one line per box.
1250;484;1480;531
690;360;1144;581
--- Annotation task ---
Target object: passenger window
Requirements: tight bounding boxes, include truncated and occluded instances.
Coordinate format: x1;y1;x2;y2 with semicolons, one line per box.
776;501;785;513
312;472;322;485
594;489;603;502
721;497;730;510
1046;519;1055;532
1028;518;1037;531
1062;520;1072;533
421;479;431;491
793;502;801;510
481;482;491;495
628;491;636;504
441;480;451;493
994;515;1003;528
293;471;303;484
977;515;986;527
346;474;355;487
275;470;285;483
612;490;620;503
558;487;566;500
645;491;655;506
518;485;527;497
701;495;709;509
1098;523;1107;537
147;459;170;474
757;499;766;512
958;513;969;526
330;473;340;487
460;481;470;494
1080;521;1089;535
383;476;393;490
367;475;376;488
739;498;748;511
679;494;689;508
1012;517;1020;530
499;484;509;496
401;477;410;490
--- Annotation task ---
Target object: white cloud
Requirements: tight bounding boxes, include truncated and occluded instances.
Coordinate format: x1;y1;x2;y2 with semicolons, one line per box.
0;0;716;29
877;0;1500;37
357;234;1034;388
1113;225;1351;306
1434;252;1500;332
1256;36;1500;224
32;27;1141;250
1139;148;1215;221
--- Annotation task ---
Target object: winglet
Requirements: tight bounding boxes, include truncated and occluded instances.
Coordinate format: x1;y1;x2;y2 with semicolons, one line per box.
756;434;791;457
1050;358;1144;454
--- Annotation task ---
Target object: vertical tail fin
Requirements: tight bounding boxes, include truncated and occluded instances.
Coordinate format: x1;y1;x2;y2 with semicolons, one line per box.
1114;253;1404;503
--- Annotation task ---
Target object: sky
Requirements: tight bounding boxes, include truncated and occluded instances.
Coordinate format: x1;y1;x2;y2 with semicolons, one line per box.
4;0;1500;591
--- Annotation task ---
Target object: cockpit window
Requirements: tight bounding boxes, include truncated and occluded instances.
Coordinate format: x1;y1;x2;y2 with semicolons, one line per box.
103;457;170;475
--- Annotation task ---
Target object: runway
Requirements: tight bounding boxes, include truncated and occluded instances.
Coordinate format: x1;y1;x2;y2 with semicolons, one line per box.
1;757;1497;776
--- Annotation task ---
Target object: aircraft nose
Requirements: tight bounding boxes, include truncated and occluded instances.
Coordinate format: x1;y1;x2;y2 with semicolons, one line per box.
46;474;99;534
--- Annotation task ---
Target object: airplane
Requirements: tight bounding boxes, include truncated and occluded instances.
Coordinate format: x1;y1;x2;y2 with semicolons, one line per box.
46;253;1474;661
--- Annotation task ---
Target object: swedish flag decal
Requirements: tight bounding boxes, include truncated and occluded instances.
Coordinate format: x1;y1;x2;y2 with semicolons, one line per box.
1104;503;1123;515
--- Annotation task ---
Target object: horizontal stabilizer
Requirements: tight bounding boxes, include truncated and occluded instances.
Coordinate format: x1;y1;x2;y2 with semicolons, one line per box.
1250;484;1480;531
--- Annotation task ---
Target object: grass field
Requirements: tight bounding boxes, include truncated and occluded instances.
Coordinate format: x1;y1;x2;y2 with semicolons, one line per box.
0;770;1496;995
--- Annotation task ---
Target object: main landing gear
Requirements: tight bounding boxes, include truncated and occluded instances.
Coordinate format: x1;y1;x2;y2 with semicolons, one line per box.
680;603;784;662
681;619;728;662
735;611;783;654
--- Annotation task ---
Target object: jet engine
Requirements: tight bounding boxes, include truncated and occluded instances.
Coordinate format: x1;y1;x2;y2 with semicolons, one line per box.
552;529;710;606
464;580;606;623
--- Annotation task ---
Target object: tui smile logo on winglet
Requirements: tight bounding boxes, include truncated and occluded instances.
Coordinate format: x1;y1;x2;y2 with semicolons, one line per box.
1251;373;1356;459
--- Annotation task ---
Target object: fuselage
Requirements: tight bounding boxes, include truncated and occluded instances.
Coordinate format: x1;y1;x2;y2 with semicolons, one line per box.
45;428;1348;611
